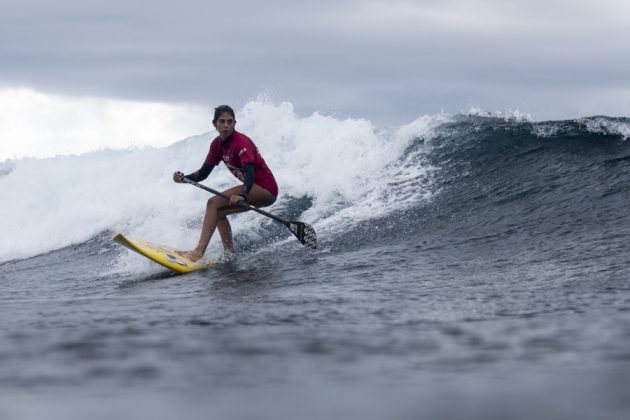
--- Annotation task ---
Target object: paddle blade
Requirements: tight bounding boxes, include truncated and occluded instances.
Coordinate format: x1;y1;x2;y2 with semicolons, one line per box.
287;221;318;249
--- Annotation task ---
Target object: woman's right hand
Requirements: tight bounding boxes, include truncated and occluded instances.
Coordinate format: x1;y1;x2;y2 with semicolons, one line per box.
173;171;184;183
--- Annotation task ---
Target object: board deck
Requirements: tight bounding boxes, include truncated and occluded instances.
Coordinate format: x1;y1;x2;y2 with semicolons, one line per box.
113;233;211;273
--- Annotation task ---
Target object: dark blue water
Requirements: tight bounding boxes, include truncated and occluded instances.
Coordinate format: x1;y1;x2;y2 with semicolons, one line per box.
2;115;630;420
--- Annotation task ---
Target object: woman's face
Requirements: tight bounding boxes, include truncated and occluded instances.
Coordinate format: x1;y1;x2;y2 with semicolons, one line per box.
214;112;235;140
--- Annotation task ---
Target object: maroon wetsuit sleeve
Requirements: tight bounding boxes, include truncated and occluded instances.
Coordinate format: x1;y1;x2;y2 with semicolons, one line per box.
185;138;221;181
204;138;223;166
185;162;213;182
235;136;257;166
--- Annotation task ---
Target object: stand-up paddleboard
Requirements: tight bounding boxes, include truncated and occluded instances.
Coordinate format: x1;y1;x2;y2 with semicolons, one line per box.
113;233;211;273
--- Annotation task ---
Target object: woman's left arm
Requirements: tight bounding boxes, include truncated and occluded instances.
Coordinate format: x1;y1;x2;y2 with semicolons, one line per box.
239;163;255;198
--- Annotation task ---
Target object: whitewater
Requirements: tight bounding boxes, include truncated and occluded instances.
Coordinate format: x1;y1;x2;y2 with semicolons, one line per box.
1;100;630;420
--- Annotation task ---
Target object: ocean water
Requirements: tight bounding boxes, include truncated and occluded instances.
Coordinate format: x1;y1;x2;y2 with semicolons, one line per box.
1;101;630;419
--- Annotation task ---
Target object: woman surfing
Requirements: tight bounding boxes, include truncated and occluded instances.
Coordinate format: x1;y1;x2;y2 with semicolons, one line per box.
173;105;278;261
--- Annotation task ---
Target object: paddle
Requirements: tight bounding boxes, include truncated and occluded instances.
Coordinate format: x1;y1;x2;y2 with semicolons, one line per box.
182;177;318;249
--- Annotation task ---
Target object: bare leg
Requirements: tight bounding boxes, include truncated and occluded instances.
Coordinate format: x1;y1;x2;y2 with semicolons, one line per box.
217;216;233;253
178;184;275;262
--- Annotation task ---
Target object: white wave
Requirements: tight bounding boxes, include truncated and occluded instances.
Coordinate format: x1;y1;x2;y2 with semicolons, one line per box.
0;99;446;263
578;117;630;139
531;116;630;140
463;106;533;123
530;122;562;138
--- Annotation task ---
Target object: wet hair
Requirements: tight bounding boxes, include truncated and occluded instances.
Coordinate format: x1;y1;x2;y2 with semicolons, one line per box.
212;105;236;125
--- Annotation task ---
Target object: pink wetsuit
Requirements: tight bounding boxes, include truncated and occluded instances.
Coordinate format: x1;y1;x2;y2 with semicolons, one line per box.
203;131;278;197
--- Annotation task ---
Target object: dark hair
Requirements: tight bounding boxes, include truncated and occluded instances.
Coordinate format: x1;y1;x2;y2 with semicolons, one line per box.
212;105;236;125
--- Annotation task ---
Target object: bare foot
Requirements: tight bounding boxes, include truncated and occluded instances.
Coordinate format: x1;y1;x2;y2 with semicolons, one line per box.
175;250;204;262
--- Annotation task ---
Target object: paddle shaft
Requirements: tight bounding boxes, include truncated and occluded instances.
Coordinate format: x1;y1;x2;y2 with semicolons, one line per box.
182;177;318;249
182;177;287;225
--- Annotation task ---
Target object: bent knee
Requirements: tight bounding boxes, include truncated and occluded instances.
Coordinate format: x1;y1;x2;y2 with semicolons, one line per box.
206;197;223;209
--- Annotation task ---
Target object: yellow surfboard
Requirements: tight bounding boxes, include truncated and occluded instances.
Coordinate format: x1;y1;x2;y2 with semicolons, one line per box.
113;233;211;273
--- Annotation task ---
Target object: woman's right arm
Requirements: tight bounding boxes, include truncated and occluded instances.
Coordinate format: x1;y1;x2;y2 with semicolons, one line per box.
173;163;214;183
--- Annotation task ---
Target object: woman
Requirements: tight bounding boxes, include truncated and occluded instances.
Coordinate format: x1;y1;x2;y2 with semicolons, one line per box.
173;105;278;261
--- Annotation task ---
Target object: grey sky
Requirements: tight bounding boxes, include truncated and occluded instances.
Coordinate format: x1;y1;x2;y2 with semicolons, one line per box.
2;0;630;124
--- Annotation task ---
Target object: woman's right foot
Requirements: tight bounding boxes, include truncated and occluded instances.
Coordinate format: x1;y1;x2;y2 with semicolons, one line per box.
176;249;204;262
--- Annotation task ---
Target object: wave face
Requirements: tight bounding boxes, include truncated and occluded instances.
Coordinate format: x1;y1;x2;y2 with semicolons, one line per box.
413;114;630;262
345;113;630;243
1;101;630;268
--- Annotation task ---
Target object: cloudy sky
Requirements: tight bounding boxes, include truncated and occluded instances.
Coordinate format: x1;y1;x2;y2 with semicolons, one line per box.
1;0;630;159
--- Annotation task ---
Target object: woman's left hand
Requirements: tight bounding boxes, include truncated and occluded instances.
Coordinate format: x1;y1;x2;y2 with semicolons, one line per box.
229;194;245;205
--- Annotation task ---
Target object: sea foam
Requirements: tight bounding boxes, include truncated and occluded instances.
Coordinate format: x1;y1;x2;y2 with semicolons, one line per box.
0;99;442;263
